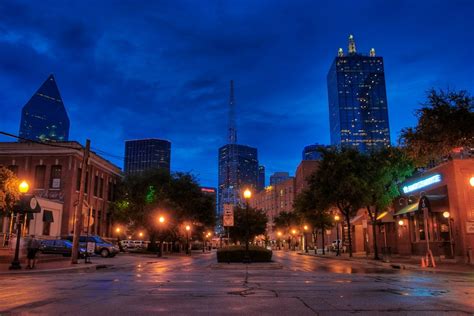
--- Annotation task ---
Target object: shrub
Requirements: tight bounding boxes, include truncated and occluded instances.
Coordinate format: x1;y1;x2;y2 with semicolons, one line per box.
216;245;272;263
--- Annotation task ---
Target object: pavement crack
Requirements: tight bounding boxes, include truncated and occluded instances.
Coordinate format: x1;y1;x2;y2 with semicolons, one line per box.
294;296;318;315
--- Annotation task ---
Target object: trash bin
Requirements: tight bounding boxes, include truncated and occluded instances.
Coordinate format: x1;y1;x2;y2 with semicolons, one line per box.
382;247;391;262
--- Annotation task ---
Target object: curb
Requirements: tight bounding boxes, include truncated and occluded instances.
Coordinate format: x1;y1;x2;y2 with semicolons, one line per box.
0;263;114;275
298;252;474;275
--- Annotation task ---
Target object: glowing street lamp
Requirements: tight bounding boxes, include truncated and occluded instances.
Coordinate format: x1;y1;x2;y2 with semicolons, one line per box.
139;232;144;238
157;215;166;257
443;211;454;258
185;225;191;255
470;176;474;187
334;214;341;256
158;216;165;224
243;188;252;263
9;180;30;270
398;220;404;226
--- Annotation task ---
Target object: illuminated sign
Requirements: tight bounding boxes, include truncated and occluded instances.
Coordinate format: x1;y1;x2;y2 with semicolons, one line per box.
402;174;441;194
201;188;216;193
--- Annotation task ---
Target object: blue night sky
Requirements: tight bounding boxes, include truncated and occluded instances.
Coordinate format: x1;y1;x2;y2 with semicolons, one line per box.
0;1;473;187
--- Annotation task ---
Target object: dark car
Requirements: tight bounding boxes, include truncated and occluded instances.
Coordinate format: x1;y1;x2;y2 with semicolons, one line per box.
40;239;86;257
63;235;119;258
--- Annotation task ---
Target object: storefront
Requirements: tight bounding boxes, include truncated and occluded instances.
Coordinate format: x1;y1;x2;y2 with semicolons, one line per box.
394;159;474;263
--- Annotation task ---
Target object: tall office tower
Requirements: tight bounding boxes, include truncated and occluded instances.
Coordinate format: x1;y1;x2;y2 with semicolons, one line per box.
270;172;290;186
19;74;70;142
257;165;265;191
302;143;329;161
218;81;259;227
124;139;171;175
327;35;391;153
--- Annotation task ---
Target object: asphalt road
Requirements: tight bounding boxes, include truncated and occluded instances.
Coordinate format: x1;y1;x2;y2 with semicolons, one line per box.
0;251;473;315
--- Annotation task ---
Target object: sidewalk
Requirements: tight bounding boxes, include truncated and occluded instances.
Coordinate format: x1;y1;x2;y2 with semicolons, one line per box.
298;251;474;275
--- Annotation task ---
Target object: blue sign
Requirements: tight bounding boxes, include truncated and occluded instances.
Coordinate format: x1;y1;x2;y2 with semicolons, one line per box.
402;174;442;194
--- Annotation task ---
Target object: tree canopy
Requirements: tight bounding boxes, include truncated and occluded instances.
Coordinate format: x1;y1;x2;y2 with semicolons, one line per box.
111;169;215;243
400;89;474;166
0;167;20;212
228;205;267;243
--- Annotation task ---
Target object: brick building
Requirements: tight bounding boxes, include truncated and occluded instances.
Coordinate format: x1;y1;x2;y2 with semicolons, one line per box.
0;142;121;240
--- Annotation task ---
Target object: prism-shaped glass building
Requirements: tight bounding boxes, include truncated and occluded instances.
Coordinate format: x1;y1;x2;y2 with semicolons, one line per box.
19;75;70;142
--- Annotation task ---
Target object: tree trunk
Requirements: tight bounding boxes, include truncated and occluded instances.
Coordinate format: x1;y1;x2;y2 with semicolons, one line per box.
321;227;325;255
346;214;353;257
372;220;379;260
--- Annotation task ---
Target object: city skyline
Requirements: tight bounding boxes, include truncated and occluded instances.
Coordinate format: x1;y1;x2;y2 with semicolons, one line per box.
0;1;473;188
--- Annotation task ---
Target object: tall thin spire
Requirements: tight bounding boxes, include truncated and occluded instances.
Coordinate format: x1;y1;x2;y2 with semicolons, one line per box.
348;34;356;54
228;80;237;144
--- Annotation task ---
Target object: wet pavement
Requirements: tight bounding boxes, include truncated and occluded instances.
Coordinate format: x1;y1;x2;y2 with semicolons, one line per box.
0;251;473;315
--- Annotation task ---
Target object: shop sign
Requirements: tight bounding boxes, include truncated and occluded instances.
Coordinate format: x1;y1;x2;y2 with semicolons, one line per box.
402;174;441;194
466;222;474;234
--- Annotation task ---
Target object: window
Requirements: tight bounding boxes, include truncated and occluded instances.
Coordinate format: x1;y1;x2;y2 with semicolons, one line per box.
93;175;99;197
42;210;54;236
99;178;104;198
35;165;46;189
50;165;62;189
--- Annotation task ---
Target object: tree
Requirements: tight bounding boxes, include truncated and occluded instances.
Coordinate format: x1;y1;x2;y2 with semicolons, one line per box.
308;147;366;257
229;206;267;243
0;167;20;212
111;169;215;250
400;89;474;166
362;148;413;259
273;211;301;249
294;189;333;254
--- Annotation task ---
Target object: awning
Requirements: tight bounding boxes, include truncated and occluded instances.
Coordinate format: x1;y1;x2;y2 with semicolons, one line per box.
394;202;418;216
43;210;54;223
376;211;395;223
350;214;365;225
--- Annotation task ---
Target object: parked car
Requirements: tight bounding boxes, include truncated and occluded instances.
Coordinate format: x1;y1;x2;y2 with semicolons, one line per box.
63;235;119;258
40;239;87;258
120;240;148;249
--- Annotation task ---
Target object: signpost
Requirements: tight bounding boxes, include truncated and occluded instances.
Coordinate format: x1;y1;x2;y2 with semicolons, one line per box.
223;204;234;247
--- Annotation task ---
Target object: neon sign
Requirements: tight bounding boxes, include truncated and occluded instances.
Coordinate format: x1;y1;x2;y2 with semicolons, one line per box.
402;174;441;194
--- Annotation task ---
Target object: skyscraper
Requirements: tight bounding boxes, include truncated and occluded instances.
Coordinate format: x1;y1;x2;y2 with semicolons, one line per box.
270;172;290;186
19;74;70;142
217;81;259;226
327;35;391;153
124;139;171;175
257;165;265;191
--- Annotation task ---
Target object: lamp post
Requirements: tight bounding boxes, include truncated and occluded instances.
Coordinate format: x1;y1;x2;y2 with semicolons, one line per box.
291;229;297;251
243;188;252;263
157;215;165;257
9;180;29;270
277;231;282;250
334;214;340;256
443;211;454;258
185;225;191;255
303;225;309;253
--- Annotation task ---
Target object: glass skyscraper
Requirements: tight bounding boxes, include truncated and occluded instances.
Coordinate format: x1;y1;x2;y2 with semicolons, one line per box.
124;139;171;175
302;144;329;161
218;144;259;217
327;35;390;153
19;74;70;142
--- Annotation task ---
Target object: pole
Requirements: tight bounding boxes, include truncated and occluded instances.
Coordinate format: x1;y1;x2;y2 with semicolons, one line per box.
448;218;454;258
85;206;92;263
243;201;250;263
9;214;23;270
71;139;90;264
336;222;340;256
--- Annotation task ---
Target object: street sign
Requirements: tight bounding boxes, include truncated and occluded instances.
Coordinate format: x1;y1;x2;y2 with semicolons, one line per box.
86;242;96;254
223;204;234;227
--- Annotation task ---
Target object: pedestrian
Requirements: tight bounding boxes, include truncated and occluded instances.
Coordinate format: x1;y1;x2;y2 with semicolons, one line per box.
26;235;41;269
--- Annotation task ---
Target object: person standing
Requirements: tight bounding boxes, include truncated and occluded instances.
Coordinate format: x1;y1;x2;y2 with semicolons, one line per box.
27;235;41;269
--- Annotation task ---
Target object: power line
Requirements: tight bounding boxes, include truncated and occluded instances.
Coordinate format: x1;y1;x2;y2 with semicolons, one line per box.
0;131;82;151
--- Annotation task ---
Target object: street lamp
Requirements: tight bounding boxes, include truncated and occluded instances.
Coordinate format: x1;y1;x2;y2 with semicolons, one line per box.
243;188;252;263
334;214;341;256
277;231;282;250
443;211;454;258
9;180;29;270
139;232;143;238
185;225;191;255
470;176;474;187
291;229;297;251
157;215;166;257
303;225;309;253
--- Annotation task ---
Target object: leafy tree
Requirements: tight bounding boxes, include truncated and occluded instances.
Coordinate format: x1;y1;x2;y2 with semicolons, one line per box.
308;147;366;257
111;169;215;250
0;167;20;212
294;189;333;254
400;89;474;166
362;148;413;259
273;211;301;249
228;205;267;243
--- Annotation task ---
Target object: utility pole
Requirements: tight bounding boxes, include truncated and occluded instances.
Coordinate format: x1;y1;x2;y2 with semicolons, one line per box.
71;139;90;264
